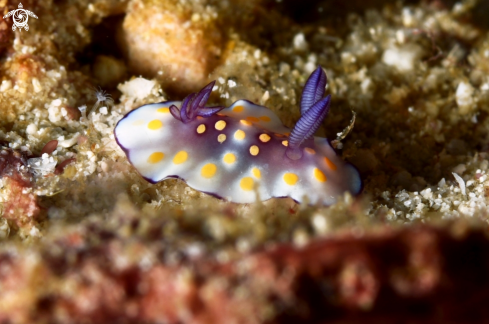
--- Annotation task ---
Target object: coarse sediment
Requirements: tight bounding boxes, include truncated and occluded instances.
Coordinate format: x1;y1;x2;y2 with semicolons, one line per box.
1;0;489;322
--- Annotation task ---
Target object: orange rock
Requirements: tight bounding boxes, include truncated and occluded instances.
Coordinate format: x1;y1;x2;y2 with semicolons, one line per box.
122;0;223;94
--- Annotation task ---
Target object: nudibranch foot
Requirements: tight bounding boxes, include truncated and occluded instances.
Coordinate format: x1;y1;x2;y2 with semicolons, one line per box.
114;67;361;206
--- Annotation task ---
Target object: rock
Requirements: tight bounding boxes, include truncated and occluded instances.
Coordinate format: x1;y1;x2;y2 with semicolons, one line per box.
122;0;223;94
455;81;475;115
382;44;423;72
92;55;127;88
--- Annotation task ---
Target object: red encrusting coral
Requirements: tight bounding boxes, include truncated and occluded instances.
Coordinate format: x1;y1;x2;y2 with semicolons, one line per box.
0;145;32;186
0;145;40;232
2;178;40;232
0;225;488;323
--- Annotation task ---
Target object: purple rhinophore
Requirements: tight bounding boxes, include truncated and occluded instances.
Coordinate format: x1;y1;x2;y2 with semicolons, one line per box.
300;66;327;114
286;67;330;160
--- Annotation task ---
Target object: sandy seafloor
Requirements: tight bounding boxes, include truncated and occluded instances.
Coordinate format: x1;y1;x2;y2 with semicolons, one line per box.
1;0;489;322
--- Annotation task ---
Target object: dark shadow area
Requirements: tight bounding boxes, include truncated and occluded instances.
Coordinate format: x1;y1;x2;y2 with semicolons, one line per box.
76;14;126;65
269;0;421;23
74;14;127;100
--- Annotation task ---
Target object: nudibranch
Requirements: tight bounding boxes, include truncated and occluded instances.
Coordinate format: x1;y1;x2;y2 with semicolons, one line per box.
114;67;361;205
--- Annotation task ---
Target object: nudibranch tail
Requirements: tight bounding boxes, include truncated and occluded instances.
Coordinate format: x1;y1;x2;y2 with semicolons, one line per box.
300;66;327;114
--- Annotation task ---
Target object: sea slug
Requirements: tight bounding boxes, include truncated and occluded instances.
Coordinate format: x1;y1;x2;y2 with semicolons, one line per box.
115;67;361;205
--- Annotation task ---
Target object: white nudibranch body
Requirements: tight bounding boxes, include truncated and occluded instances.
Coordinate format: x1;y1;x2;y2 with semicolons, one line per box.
114;67;361;205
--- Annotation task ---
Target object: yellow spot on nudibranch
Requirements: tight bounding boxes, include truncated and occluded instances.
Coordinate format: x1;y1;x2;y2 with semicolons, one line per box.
324;157;337;170
249;145;259;156
148;152;164;164
240;177;254;191
132;120;145;126
201;163;217;178
233;105;244;112
305;148;316;154
259;116;271;122
215;120;226;130
197;124;206;134
259;134;271;143
283;173;299;185
314;168;327;182
148;120;163;130
218;134;227;143
173;151;188;164
282;140;288;147
223;153;236;164
252;167;261;179
240;119;252;126
157;107;169;113
246;116;259;123
234;129;246;140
